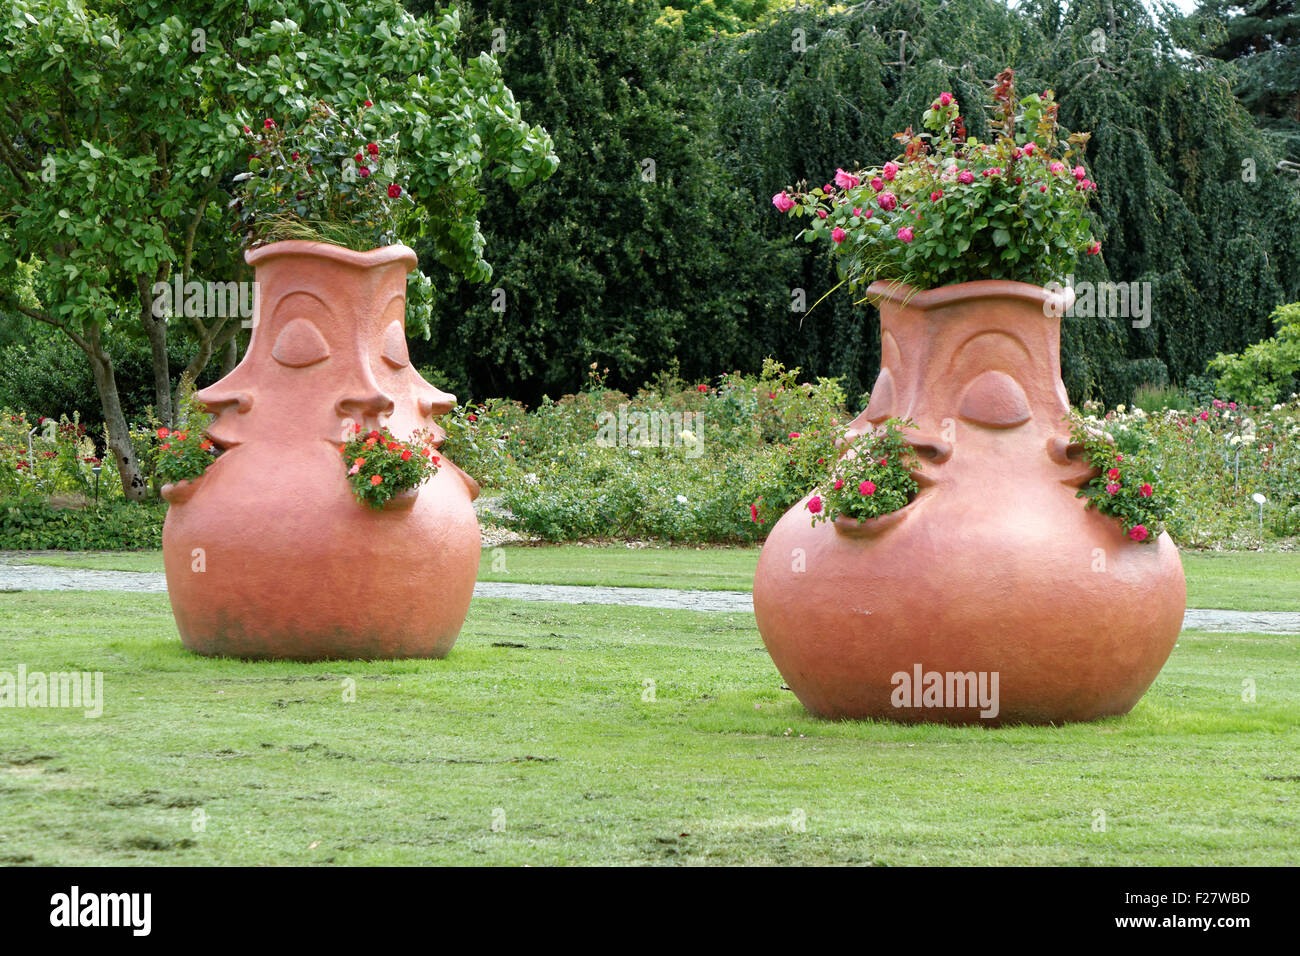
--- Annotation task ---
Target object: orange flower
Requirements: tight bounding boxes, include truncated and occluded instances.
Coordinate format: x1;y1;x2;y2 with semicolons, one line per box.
370;474;383;486
354;457;366;467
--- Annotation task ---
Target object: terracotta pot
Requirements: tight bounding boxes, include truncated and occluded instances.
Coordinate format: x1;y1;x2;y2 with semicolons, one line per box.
162;241;480;660
752;280;1186;724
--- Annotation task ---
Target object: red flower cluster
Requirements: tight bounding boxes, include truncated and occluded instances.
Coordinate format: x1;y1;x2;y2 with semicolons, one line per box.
154;424;218;485
340;425;440;509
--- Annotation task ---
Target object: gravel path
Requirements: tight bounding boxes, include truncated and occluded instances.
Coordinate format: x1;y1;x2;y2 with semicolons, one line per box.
0;559;1296;632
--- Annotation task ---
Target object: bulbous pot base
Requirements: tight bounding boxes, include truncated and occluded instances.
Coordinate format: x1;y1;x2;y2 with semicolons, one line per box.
754;499;1185;725
164;444;479;661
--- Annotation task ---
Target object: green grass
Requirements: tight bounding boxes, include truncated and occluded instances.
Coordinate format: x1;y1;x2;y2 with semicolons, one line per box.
12;551;167;573
9;546;1300;611
478;543;761;590
0;590;1297;865
1179;552;1300;612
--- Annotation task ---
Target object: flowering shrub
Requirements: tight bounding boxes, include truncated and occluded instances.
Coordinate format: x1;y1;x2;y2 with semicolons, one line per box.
152;426;217;485
773;69;1098;291
1070;418;1173;542
0;410;102;500
340;426;440;509
806;420;920;524
234;101;417;251
1084;395;1300;546
744;360;847;526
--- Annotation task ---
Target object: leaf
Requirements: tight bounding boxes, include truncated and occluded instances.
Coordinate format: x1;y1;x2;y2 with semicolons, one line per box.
992;228;1011;247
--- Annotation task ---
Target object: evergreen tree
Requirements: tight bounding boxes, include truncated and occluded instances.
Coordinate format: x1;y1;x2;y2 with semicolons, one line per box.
1172;0;1300;163
408;0;794;402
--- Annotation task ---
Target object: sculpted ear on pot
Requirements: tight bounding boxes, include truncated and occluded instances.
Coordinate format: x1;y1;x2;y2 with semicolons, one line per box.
441;457;481;503
160;478;202;505
414;375;456;419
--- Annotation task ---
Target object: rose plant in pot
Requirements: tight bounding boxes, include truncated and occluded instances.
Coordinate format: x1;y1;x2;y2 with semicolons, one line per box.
754;70;1186;724
162;98;555;661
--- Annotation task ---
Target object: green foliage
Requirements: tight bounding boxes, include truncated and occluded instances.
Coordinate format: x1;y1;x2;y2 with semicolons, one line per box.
0;0;556;494
656;0;787;40
483;360;846;542
410;0;795;402
0;0;557;324
0;326;230;429
1132;382;1194;413
1078;397;1300;547
0;499;164;549
0;409;102;501
1171;1;1300;163
1207;302;1300;406
151;425;215;486
466;369;1300;548
714;0;1300;403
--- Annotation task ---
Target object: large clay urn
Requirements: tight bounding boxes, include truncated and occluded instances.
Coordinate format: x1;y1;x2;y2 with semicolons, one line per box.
162;241;480;660
752;280;1186;724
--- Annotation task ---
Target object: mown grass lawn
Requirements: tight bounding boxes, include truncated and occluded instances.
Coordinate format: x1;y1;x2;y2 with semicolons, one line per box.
10;545;1300;610
0;590;1296;865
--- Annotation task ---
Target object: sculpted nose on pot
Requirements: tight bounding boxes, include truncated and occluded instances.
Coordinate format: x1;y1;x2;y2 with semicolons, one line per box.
417;383;456;419
906;434;953;464
195;386;253;414
1047;435;1101;487
336;390;396;422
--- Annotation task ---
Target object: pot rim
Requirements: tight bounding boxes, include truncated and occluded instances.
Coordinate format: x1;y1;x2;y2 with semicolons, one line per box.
866;278;1075;315
245;240;417;273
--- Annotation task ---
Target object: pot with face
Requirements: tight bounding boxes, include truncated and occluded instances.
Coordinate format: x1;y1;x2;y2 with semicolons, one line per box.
752;280;1186;724
162;241;480;660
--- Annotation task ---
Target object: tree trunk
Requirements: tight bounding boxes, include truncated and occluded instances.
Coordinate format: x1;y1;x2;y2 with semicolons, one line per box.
173;316;239;413
85;333;149;501
138;279;173;428
221;330;239;376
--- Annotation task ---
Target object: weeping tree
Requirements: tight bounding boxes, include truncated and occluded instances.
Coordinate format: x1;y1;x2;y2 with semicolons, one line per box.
710;0;1300;402
1169;0;1300;164
0;0;555;499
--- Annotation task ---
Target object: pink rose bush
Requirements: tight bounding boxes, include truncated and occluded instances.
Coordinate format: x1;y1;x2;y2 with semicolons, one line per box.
771;69;1099;290
1070;417;1172;543
805;418;920;526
